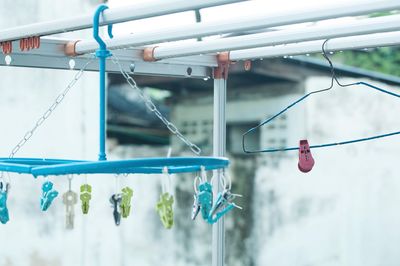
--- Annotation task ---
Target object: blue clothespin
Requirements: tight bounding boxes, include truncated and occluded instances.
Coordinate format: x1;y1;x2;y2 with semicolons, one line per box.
207;189;242;224
40;181;59;211
197;181;213;221
0;181;10;224
192;167;213;221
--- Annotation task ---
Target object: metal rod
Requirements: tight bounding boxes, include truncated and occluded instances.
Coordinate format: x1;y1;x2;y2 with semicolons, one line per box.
74;0;400;54
93;5;112;161
98;55;107;161
212;78;227;266
0;37;213;77
0;0;244;42
229;31;400;60
3;31;400;73
150;14;400;59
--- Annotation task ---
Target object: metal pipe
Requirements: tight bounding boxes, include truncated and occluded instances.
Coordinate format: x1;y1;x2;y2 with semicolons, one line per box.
0;0;244;42
74;0;400;54
93;5;112;161
150;14;400;60
229;31;400;60
212;77;227;266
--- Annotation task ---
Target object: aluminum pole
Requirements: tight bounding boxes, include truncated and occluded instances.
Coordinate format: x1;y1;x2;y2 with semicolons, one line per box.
149;14;400;60
229;31;400;60
0;0;244;42
74;0;400;54
212;77;227;266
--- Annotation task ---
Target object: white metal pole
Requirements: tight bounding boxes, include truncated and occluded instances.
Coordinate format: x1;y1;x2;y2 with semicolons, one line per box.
212;77;227;266
229;31;400;60
0;0;244;42
74;0;400;54
149;14;400;59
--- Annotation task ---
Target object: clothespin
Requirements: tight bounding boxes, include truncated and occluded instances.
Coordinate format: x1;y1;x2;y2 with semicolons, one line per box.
110;193;122;226
298;139;315;173
0;180;10;224
62;176;78;229
80;184;92;214
197;166;213;221
40;180;59;211
156;166;174;229
121;186;133;218
198;182;213;221
207;189;242;224
156;192;174;229
191;193;201;221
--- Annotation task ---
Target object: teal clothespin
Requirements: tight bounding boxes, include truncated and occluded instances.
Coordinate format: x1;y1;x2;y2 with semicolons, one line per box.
207;189;241;224
192;166;213;222
40;180;59;211
198;181;213;221
121;186;133;218
0;181;10;224
156;192;174;229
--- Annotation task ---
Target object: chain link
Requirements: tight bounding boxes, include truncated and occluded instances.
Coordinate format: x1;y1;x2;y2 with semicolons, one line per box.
111;56;202;155
8;59;94;158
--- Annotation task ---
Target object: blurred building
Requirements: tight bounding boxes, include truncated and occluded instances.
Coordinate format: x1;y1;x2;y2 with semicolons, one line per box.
109;56;400;266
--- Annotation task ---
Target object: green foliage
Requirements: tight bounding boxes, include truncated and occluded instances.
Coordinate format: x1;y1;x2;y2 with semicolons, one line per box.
314;12;400;77
329;47;400;77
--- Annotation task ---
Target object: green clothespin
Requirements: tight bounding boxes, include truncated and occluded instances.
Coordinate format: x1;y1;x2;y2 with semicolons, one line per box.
121;186;133;218
80;184;92;214
156;192;174;229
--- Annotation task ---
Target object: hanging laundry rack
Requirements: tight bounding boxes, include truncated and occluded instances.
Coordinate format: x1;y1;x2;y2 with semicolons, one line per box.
0;4;230;177
0;0;399;265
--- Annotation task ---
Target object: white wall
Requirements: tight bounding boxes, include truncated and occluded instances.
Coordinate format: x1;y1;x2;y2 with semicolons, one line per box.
252;77;400;266
0;1;100;266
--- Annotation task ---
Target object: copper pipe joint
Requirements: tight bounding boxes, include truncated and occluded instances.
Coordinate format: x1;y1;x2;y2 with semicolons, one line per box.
217;51;230;64
143;46;158;62
64;40;80;56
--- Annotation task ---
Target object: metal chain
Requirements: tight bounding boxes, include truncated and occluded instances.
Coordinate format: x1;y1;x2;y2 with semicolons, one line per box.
8;59;94;158
111;56;201;155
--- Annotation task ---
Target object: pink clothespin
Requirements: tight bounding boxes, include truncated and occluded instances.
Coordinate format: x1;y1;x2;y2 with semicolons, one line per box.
298;140;315;173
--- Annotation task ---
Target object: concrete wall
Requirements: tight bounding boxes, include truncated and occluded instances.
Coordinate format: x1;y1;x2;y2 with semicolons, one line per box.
251;77;400;266
0;1;100;265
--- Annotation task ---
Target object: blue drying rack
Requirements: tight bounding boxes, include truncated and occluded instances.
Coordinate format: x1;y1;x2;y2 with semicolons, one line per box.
0;5;229;177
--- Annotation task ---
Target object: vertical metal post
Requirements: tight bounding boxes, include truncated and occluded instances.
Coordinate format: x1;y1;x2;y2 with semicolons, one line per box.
212;77;227;266
93;5;113;161
98;55;107;161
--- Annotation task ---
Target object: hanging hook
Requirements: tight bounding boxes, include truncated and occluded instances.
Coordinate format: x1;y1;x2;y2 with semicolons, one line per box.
93;4;113;53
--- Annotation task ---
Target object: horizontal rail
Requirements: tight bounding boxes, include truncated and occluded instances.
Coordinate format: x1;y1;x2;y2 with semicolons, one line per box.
149;14;400;60
73;0;400;54
0;0;243;42
229;31;400;60
0;38;214;78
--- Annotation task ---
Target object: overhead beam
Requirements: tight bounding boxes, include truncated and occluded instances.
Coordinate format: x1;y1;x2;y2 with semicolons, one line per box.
73;0;400;55
0;0;244;42
0;38;212;78
229;31;400;60
146;14;400;60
